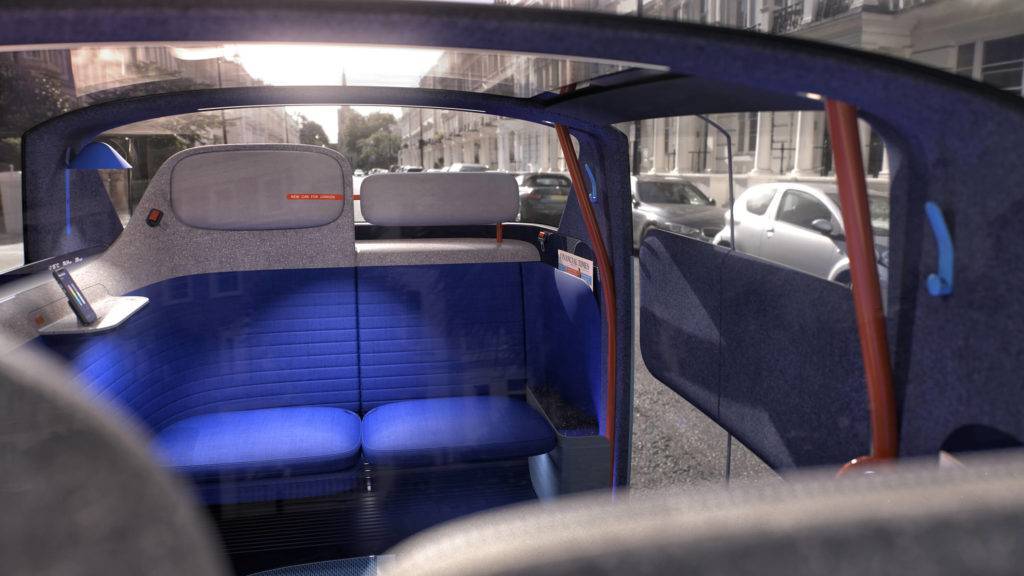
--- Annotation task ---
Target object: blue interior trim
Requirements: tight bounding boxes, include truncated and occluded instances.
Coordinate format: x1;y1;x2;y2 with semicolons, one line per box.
584;163;598;203
67;141;132;170
925;201;953;297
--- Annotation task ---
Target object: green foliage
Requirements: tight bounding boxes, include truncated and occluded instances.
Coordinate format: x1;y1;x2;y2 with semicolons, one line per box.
0;59;78;169
297;115;330;147
338;108;400;170
160;112;226;149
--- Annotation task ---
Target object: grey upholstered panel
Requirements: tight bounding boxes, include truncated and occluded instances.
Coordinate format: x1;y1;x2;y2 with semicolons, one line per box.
0;144;356;351
384;453;1024;576
356;238;538;266
360;173;519;226
0;339;227;576
172;147;346;230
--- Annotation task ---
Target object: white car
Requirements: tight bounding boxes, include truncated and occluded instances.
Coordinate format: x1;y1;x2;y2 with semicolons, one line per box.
713;182;889;286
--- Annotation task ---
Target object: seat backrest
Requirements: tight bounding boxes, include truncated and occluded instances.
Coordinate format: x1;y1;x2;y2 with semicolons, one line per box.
32;145;361;430
0;339;227;576
355;173;538;408
0;144;356;349
357;172;537;266
384;452;1024;576
360;172;519;226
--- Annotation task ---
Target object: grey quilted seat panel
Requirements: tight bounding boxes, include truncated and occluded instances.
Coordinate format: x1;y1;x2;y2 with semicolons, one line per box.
384;454;1024;576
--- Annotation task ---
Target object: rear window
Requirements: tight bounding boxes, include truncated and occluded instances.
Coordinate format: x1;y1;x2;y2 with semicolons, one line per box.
637;180;710;205
528;175;570;187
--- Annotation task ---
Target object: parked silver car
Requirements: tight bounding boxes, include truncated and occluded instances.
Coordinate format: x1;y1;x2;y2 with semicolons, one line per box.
632;176;726;249
713;182;889;286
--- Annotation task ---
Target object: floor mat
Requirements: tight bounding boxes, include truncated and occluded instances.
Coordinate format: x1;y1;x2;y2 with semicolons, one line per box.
211;460;536;575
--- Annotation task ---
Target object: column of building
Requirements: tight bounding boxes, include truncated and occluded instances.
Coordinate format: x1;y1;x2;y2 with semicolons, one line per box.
789;111;819;178
750;111;774;175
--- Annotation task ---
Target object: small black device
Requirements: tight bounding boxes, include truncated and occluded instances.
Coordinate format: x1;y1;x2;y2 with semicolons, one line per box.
52;267;97;325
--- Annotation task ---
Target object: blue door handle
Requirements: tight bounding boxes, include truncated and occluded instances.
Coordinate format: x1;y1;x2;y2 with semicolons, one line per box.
925;201;953;296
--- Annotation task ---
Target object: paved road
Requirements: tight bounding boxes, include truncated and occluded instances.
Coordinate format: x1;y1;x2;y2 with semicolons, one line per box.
628;257;776;490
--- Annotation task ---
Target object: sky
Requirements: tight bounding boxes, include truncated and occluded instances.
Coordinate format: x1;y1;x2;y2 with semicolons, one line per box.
229;44;447;142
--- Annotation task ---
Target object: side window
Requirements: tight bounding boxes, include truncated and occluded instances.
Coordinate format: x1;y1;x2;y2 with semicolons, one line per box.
775;190;831;231
744;186;774;216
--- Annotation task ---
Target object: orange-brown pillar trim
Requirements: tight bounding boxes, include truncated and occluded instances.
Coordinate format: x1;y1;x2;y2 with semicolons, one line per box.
554;125;618;486
825;100;899;474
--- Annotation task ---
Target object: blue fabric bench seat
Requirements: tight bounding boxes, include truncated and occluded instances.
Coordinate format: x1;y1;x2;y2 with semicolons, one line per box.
154;406;362;480
362;396;557;467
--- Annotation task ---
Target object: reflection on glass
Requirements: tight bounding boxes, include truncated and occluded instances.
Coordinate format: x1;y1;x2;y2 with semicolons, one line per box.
637;179;712;205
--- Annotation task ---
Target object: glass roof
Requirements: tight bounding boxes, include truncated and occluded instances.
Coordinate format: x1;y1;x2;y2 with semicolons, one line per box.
1;43;659;108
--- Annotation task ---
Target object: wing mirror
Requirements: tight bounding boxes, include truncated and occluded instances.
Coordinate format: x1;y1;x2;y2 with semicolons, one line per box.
811;218;834;235
811;219;846;240
632;198;641;208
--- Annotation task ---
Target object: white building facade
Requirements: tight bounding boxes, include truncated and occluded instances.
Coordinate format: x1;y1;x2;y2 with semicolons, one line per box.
400;0;1023;199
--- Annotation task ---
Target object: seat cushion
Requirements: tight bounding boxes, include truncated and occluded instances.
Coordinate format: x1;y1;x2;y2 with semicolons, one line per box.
362;396;557;467
154;406;361;480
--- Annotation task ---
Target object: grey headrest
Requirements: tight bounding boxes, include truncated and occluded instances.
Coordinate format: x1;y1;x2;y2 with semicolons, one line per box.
384;453;1024;576
171;144;348;230
360;172;519;226
0;340;227;576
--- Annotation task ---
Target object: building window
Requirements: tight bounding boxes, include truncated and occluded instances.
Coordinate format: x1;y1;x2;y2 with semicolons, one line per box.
956;43;975;78
981;34;1024;95
736;112;757;154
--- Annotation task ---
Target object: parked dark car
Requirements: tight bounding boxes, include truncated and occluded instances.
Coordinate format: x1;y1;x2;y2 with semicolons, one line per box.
516;173;572;226
632;176;725;249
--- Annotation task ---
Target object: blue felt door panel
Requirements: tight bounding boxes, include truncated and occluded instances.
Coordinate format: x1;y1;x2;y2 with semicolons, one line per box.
718;250;870;469
639;231;871;470
638;231;725;421
41;268;360;431
522;262;603;433
357;263;527;410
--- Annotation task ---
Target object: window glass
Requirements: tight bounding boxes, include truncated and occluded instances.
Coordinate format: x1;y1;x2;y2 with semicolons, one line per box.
823;191;890;237
956;43;976;77
527;175;571;187
637;180;710;205
982;34;1024;93
96;107;566;228
622;111;889;291
776;189;832;230
622;0;1024;98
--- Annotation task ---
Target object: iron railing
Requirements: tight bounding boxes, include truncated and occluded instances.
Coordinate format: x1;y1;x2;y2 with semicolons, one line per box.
770;2;805;35
815;0;852;21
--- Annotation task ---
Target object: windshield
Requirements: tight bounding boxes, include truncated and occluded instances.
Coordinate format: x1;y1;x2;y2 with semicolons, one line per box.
637;180;711;205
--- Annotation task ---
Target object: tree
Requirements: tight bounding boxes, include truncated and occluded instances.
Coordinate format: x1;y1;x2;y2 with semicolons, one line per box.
337;108;400;170
0;59;78;169
357;129;401;171
297;115;330;147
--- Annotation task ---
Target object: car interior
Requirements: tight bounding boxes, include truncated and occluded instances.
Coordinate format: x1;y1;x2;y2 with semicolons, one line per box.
2;1;1024;575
